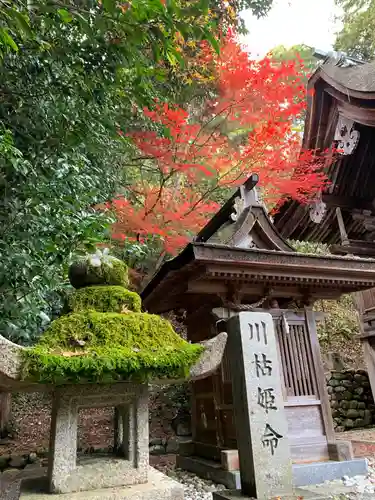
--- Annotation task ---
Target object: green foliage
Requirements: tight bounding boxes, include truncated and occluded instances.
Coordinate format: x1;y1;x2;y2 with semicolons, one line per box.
335;0;375;60
269;44;318;76
0;3;32;58
22;311;204;384
288;240;331;255
0;1;218;72
1;129;114;345
69;286;141;313
111;238;166;274
109;237;174;285
0;0;230;344
36;311;180;349
316;294;359;344
213;0;273;34
87;259;129;288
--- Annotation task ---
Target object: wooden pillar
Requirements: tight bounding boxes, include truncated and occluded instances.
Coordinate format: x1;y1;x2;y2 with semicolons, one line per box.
335;207;349;247
352;295;375;406
305;308;335;443
186;308;227;460
0;392;11;438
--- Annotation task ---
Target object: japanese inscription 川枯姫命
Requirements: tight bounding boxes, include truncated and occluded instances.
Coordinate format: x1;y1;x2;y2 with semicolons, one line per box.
254;353;272;377
261;424;283;455
249;321;268;345
257;387;277;413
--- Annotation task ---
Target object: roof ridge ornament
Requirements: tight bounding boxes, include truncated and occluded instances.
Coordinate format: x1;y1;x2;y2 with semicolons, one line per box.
230;196;245;222
333;52;358;68
230;175;263;222
230;174;263;222
313;48;363;66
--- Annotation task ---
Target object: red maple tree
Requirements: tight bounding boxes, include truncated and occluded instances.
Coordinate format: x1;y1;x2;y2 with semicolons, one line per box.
109;33;331;254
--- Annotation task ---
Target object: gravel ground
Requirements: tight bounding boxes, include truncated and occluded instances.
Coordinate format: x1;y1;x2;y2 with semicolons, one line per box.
159;459;375;500
2;458;375;499
336;428;375;442
166;469;227;500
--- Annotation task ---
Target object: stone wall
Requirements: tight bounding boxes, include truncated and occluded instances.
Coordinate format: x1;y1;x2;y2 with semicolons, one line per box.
148;383;192;456
1;384;192;468
327;369;375;432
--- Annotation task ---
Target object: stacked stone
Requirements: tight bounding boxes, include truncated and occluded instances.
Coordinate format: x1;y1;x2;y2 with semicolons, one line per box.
327;369;375;432
0;451;44;475
149;421;192;456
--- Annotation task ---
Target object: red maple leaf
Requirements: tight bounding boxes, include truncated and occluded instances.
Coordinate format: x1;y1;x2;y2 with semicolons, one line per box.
108;32;332;254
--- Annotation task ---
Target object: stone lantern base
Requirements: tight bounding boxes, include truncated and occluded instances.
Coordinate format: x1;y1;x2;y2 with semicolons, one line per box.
19;381;183;499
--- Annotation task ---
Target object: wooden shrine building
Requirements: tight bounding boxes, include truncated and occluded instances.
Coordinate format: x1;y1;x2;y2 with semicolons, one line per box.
272;54;375;410
273;53;375;256
141;174;375;481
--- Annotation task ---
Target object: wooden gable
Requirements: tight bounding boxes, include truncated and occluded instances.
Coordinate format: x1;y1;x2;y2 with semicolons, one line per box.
195;173;293;252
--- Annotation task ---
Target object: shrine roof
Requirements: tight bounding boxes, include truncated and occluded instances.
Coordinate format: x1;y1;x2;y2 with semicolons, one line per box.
141;241;375;313
314;56;375;97
273;55;375;251
142;175;375;313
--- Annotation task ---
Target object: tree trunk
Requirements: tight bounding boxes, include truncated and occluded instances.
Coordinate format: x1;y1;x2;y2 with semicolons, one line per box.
0;392;11;438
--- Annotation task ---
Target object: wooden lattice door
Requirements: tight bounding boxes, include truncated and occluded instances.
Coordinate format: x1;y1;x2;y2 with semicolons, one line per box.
275;310;334;462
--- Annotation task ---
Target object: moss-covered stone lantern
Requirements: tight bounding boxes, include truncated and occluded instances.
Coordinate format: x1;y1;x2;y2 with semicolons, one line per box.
0;250;227;499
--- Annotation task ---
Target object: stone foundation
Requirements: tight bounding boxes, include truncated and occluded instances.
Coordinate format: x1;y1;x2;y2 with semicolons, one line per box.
176;455;369;490
327;369;375;431
20;467;184;500
212;489;329;500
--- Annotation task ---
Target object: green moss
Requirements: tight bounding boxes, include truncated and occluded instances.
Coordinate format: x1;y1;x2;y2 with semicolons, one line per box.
69;257;129;289
88;258;129;288
22;312;204;384
69;286;141;313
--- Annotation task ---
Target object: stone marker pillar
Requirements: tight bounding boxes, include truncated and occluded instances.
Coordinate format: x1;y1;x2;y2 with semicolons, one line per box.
225;312;293;498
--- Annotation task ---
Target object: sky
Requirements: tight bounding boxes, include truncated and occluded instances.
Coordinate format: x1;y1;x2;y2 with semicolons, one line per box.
240;0;342;58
